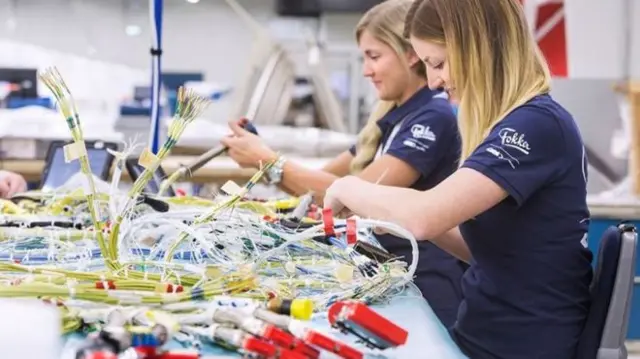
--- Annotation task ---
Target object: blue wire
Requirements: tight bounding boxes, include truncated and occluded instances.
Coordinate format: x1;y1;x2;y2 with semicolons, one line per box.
0;248;211;263
148;0;163;154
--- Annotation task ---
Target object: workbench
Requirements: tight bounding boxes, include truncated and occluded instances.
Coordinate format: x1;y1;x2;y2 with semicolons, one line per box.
0;156;333;185
62;287;467;359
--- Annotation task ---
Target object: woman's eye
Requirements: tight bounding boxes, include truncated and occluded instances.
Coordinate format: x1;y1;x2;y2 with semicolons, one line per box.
433;62;444;70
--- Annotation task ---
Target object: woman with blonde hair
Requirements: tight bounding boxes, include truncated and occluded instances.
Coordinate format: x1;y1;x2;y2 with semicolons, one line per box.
222;0;466;326
323;0;593;358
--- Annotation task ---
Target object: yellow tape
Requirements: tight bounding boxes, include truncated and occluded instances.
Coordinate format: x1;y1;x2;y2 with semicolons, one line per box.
138;148;160;169
63;142;87;163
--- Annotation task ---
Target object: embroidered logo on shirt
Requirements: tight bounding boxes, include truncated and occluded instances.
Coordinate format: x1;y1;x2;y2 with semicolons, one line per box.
498;127;531;155
411;124;436;142
486;145;520;169
403;139;428;152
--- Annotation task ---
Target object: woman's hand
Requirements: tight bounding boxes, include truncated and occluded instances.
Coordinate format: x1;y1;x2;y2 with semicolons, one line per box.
324;175;361;214
220;120;278;168
0;171;27;198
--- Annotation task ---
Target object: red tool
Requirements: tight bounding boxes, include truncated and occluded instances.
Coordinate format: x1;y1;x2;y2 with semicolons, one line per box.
301;329;363;359
328;301;408;350
263;325;319;359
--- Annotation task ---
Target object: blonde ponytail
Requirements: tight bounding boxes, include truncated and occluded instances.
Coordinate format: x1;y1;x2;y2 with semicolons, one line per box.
350;101;395;173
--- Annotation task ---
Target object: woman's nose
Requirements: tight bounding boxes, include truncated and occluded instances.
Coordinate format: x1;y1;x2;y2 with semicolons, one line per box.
362;65;374;78
428;77;444;90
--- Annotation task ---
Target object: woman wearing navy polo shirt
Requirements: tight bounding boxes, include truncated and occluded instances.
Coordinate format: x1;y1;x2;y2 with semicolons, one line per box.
323;0;593;358
221;0;466;327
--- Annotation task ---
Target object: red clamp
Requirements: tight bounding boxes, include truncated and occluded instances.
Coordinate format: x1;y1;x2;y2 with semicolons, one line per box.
243;337;277;357
322;208;335;237
308;204;319;219
263;325;319;359
141;351;199;359
84;353;118;359
328;301;408;350
302;329;363;359
346;218;357;245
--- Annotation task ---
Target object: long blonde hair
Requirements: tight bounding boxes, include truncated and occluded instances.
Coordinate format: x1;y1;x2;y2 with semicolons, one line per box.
350;0;426;173
405;0;551;161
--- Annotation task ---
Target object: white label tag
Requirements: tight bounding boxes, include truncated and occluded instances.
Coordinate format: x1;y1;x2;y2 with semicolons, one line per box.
63;142;87;163
138;148;160;169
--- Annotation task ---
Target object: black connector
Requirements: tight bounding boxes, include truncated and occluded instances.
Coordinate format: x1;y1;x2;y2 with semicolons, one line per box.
138;195;170;213
353;240;395;264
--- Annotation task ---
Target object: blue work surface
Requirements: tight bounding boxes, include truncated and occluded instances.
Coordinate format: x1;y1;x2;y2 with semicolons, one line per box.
62;287;467;358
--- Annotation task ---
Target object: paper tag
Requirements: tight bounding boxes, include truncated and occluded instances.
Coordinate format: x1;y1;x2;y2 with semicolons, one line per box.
138;148;160;169
221;180;244;196
335;264;354;283
284;261;297;274
63;142;87;163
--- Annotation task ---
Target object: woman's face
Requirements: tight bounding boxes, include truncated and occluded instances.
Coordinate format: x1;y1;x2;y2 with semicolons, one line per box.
358;30;412;102
410;37;454;97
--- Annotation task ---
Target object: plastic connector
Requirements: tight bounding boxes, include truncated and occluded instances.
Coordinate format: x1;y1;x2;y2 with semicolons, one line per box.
152;351;200;359
266;298;313;321
242;336;277;357
345;218;357;245
302;330;362;359
80;352;118;359
322;208;335;237
329;301;408;350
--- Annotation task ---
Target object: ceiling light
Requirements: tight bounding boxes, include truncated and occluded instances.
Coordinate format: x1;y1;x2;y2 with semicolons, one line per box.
186;0;200;3
125;24;141;37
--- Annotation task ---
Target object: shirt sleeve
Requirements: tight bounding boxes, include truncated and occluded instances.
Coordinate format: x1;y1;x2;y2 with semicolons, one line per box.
383;106;459;178
462;106;567;206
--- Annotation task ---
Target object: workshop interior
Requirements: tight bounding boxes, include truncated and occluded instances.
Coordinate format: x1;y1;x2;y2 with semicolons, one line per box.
0;0;638;358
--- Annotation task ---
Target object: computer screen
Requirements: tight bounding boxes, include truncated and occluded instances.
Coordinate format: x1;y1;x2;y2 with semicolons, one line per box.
0;68;38;99
41;145;114;191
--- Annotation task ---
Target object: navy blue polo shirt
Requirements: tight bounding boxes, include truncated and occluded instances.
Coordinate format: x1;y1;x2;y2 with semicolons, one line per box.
351;87;467;327
451;94;593;358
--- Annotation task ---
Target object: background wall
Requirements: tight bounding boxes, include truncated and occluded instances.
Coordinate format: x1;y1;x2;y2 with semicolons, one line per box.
565;0;640;79
0;0;637;193
0;0;364;86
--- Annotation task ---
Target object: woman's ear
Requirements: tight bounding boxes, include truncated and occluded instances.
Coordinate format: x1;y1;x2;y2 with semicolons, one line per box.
406;49;421;68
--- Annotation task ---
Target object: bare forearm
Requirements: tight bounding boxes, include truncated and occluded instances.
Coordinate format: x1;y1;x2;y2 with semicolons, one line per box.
433;227;471;263
278;162;340;197
336;180;423;229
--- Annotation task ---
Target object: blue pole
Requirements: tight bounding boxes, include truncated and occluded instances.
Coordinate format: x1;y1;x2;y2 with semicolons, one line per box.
148;0;163;154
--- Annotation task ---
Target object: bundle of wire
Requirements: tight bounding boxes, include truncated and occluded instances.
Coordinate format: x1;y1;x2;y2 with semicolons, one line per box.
0;68;419;357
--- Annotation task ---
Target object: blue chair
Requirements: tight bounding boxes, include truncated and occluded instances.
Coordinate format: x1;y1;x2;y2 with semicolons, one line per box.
575;223;637;359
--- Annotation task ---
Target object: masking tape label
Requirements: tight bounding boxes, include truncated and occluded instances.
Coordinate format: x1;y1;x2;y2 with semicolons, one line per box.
63;142;87;163
221;181;244;196
138;148;160;169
